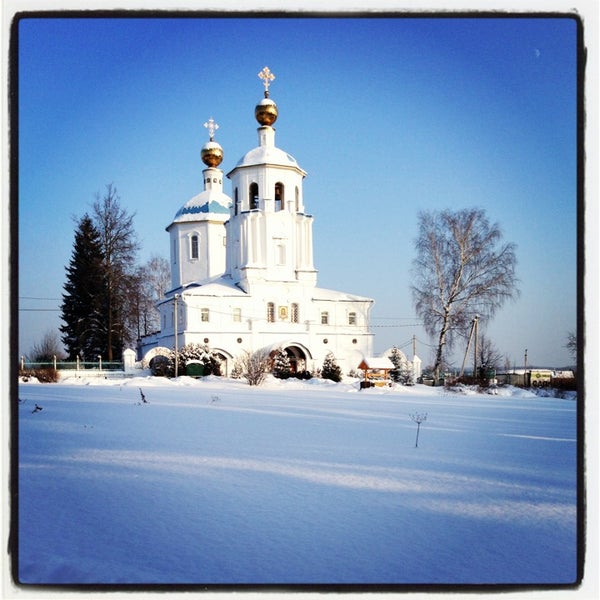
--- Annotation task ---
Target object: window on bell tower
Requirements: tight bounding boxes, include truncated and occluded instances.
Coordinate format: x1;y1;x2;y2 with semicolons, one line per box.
191;235;199;259
249;183;259;210
275;182;284;211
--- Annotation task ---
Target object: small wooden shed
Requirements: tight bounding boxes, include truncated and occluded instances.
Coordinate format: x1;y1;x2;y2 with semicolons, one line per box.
358;356;394;389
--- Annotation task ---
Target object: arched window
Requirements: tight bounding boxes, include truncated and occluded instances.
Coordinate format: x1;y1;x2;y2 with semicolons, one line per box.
249;183;259;210
291;303;299;323
275;182;284;211
348;312;357;325
191;234;199;259
267;302;275;323
321;311;329;325
295;187;300;212
234;188;239;215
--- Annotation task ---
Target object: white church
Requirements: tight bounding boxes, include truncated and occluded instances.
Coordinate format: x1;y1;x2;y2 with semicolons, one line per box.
139;68;417;379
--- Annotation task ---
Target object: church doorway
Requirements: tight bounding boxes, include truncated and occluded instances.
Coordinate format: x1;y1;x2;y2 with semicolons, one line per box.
282;345;307;373
213;351;228;376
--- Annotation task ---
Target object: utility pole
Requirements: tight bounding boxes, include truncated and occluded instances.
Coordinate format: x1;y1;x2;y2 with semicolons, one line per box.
524;348;528;386
460;317;477;378
174;294;180;378
473;315;479;379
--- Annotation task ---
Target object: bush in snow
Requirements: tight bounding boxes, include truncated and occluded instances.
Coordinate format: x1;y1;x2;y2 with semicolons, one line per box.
230;358;244;379
321;352;342;383
273;348;292;379
177;343;221;376
238;349;270;386
295;370;313;380
19;367;59;383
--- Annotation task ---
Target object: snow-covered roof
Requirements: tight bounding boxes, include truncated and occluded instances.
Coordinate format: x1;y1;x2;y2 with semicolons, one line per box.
169;190;231;227
312;287;374;303
359;356;394;370
229;145;306;174
158;277;247;305
183;278;247;298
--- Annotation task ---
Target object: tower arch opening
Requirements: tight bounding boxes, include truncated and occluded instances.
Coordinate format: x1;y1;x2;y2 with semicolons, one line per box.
275;182;284;211
249;182;259;210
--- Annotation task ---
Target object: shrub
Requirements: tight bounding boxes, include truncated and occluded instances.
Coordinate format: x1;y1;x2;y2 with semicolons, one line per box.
273;348;292;379
177;343;222;376
295;370;313;380
19;368;59;383
230;359;243;379
239;349;270;386
321;352;342;383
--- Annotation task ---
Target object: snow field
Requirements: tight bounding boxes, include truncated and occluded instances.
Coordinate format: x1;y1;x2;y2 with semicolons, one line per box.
17;376;578;585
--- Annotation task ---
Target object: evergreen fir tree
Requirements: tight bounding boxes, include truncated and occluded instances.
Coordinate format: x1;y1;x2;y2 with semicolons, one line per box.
389;347;413;385
60;215;106;360
198;343;221;376
273;348;292;379
321;352;342;383
389;347;404;383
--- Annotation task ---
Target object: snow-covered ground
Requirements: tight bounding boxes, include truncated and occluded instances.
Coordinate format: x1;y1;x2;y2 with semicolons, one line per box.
16;374;579;587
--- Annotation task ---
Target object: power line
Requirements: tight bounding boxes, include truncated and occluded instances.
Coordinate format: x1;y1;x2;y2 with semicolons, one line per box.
19;296;61;301
371;316;422;321
370;323;424;328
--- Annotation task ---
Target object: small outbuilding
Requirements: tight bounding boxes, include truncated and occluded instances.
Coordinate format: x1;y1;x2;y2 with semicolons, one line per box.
358;356;394;389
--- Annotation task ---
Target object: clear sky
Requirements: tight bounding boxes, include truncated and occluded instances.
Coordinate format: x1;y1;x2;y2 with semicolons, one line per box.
15;14;580;368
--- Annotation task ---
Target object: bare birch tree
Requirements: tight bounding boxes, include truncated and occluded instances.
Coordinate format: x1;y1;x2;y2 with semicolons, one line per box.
412;208;518;382
130;255;170;339
92;183;140;360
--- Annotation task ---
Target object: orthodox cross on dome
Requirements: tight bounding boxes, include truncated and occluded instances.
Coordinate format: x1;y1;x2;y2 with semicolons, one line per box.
258;66;275;97
203;117;219;141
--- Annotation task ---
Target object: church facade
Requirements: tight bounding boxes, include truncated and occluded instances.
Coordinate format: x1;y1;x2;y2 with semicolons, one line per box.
139;68;374;376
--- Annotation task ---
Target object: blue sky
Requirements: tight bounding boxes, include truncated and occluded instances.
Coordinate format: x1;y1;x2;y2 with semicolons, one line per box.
16;15;579;367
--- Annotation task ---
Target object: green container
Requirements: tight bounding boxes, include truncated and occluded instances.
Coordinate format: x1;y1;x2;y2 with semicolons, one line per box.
186;362;205;378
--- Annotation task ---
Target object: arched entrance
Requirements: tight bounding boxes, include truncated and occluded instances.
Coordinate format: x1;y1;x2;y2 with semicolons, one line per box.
282;345;308;373
211;349;233;377
142;346;171;369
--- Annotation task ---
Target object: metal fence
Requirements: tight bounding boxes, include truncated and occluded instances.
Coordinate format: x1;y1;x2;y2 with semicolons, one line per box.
20;357;124;371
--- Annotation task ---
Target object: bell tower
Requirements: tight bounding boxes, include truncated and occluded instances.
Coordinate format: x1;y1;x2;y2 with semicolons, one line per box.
225;67;318;293
166;118;231;290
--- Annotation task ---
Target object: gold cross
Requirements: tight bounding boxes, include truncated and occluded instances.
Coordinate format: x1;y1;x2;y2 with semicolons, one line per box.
203;117;219;141
258;66;275;96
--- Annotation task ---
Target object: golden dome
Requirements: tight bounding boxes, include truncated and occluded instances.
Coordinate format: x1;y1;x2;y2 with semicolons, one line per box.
255;97;278;126
201;141;224;167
